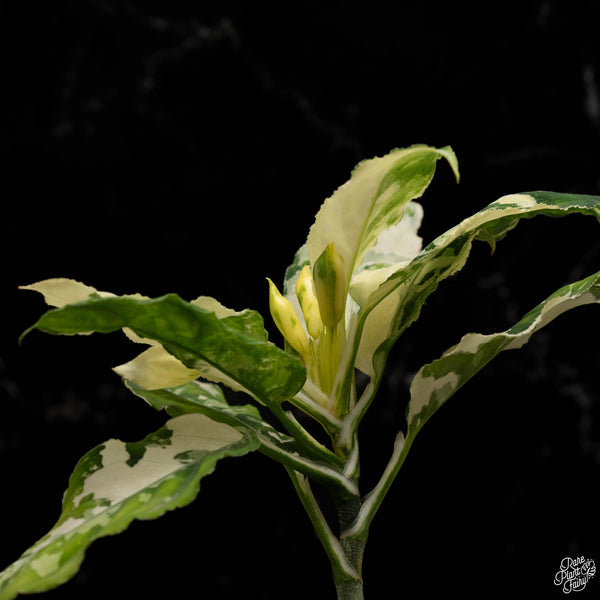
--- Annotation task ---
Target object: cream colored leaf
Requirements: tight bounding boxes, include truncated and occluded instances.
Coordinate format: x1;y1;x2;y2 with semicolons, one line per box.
113;346;199;390
306;146;453;292
349;201;424;307
190;295;242;317
19;279;102;308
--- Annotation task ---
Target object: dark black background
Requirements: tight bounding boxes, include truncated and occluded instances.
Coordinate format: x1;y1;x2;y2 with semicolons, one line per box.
1;1;600;598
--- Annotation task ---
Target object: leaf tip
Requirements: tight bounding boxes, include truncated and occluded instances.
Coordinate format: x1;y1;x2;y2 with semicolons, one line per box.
438;146;460;183
18;325;35;346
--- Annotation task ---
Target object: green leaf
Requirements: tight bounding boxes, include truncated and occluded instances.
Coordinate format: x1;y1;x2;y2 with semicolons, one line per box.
0;414;258;600
125;380;358;497
126;378;231;418
22;293;306;406
407;270;600;438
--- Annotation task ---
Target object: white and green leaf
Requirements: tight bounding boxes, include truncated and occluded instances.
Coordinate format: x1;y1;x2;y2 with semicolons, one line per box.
344;269;600;541
21;292;306;406
407;269;600;437
125;380;357;498
305;144;458;296
0;414;258;600
336;190;600;450
354;191;600;379
279;145;456;415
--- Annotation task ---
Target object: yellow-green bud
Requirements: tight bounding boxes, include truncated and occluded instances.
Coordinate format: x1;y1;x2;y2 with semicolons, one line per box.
312;242;346;328
295;265;324;339
267;278;309;357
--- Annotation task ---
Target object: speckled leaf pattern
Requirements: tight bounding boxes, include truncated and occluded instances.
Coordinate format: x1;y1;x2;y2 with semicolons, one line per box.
407;270;600;437
22;293;306;406
0;414;258;600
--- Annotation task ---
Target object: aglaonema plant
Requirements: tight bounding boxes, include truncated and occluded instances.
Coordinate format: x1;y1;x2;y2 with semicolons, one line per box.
2;145;600;599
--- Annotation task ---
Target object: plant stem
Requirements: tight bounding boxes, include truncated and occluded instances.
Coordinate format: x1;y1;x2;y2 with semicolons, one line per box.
271;403;341;466
343;431;414;541
336;497;365;600
286;469;361;584
336;578;365;600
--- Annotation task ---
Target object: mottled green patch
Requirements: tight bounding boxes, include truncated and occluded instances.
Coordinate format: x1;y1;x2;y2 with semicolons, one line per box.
220;309;269;340
363;263;390;271
126;427;172;467
529;190;600;210
358;148;451;260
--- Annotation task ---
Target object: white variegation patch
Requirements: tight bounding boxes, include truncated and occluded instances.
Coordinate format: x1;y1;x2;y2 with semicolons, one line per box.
444;332;495;356
29;553;62;579
505;289;600;350
20;278;148;308
353;289;402;376
19;279;101;307
72;414;242;507
349;202;424;308
113;346;200;390
191;295;243;317
408;371;459;430
357;202;424;269
492;193;537;208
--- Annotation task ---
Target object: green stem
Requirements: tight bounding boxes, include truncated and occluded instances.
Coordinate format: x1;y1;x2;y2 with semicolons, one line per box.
291;386;343;437
343;430;415;540
270;403;341;467
336;577;365;600
286;469;361;585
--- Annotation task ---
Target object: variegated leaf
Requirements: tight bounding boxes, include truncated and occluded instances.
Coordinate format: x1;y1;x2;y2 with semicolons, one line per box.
278;146;456;409
407;270;600;437
354;191;600;378
115;295;270;391
19;278;112;307
0;414;258;600
283;202;425;335
305;145;458;298
21;293;306;406
124;380;356;497
349;201;425;306
342;269;600;542
114;345;201;389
